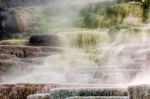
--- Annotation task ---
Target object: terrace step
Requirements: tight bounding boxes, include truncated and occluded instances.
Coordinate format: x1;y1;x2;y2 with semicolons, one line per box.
66;68;144;84
0;45;42;58
0;83;62;99
0;54;16;60
0;45;64;58
67;96;129;99
27;93;51;99
50;88;128;99
19;57;47;65
128;85;150;99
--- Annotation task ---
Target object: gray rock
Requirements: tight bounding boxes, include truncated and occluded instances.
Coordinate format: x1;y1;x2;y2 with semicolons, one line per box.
29;35;61;47
0;8;20;39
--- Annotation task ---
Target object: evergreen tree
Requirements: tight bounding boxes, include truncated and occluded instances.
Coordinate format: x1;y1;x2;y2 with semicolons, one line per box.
143;0;150;22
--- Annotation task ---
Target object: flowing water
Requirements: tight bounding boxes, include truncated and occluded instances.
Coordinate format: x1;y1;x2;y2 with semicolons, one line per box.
2;0;150;88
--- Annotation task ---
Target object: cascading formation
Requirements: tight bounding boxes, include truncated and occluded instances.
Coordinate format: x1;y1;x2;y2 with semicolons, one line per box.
0;0;149;99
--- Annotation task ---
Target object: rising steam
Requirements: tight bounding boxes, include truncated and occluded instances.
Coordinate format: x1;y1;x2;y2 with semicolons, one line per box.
2;0;150;88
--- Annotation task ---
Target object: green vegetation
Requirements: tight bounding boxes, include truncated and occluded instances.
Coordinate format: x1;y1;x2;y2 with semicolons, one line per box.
73;32;109;50
76;1;144;28
127;2;143;17
0;39;27;45
72;31;111;64
74;33;99;49
72;32;110;65
76;1;117;28
143;0;150;22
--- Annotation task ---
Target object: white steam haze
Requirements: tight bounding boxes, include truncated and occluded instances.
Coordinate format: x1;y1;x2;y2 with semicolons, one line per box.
45;0;117;29
2;0;150;88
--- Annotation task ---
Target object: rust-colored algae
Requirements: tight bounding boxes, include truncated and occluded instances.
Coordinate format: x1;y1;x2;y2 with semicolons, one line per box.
0;83;62;99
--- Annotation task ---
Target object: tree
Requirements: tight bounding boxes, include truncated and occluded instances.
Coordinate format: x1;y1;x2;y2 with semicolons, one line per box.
143;0;150;7
143;0;150;22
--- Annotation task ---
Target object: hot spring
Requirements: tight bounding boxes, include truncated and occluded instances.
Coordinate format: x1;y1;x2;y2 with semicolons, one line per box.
0;0;150;99
1;0;149;85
